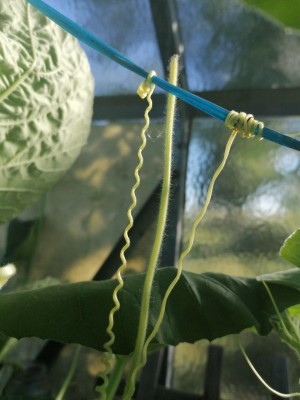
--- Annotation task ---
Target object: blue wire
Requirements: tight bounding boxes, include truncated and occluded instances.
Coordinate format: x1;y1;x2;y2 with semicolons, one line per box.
152;76;228;121
26;0;148;79
26;0;300;152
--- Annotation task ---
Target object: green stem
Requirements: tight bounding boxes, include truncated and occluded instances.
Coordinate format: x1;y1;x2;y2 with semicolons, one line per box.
262;281;300;359
262;281;291;338
55;345;81;400
106;356;127;400
122;55;179;400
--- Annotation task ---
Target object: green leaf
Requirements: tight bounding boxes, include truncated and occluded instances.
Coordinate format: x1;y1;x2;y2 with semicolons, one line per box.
257;268;300;291
280;229;300;268
243;0;300;30
289;304;300;318
0;267;299;355
0;1;94;223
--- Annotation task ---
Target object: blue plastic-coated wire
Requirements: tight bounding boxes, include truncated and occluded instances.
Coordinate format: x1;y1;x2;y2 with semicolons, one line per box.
26;0;148;79
263;126;300;150
152;76;228;121
26;0;300;152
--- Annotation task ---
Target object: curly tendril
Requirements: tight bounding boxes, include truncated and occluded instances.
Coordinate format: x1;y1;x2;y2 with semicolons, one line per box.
134;110;267;379
225;110;264;140
131;128;239;381
96;71;156;400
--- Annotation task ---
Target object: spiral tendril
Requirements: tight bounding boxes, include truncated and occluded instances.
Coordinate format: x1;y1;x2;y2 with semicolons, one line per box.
126;129;239;383
96;71;156;400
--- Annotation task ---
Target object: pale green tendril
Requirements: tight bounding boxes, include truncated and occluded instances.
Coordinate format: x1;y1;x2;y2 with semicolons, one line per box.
239;338;300;398
134;128;238;379
96;71;156;400
262;281;300;358
237;282;300;398
225;110;264;140
262;281;293;341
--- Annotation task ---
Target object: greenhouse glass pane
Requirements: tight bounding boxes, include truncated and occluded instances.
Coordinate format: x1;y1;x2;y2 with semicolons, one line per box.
176;0;300;91
27;120;164;282
172;117;300;398
45;0;164;96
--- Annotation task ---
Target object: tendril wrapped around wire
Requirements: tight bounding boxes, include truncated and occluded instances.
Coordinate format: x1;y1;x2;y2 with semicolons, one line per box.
225;110;264;140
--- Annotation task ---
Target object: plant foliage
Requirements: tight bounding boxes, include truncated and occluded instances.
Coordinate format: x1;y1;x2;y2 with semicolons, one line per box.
280;229;300;268
0;267;299;355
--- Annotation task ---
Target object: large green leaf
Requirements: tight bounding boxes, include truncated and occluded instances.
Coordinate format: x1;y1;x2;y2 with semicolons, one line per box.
280;229;300;268
0;1;94;223
0;267;299;355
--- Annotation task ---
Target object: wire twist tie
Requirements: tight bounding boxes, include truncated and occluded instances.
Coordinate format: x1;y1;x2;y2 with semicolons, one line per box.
137;71;156;99
225;110;264;140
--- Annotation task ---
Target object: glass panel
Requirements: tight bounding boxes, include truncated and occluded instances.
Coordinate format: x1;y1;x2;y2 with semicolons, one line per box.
45;0;164;96
24;120;164;282
172;117;300;397
177;0;300;91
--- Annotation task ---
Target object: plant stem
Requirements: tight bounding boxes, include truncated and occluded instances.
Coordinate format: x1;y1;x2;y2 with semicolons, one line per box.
262;281;300;359
105;356;127;400
55;345;81;400
122;55;179;400
262;281;291;338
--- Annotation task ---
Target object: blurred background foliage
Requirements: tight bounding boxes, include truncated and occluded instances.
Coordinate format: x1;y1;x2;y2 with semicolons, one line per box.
244;0;300;30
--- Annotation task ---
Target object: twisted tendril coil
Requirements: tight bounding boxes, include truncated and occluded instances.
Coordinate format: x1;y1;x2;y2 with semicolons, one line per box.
225;110;264;140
